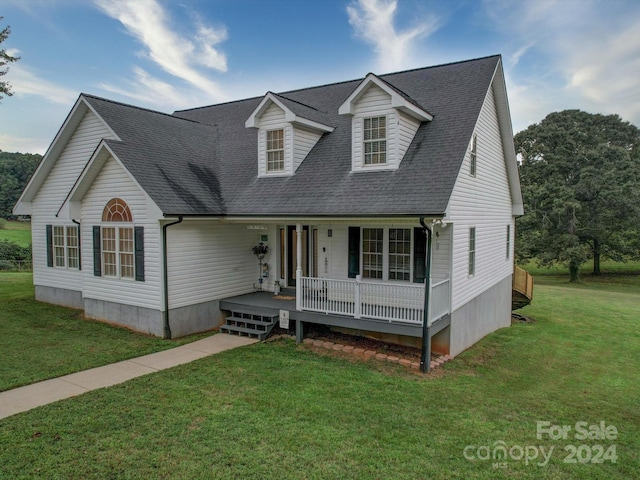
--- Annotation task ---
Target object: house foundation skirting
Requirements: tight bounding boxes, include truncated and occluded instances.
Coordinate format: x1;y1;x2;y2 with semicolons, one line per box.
35;285;83;310
84;298;164;337
83;298;224;339
168;300;225;338
449;274;512;357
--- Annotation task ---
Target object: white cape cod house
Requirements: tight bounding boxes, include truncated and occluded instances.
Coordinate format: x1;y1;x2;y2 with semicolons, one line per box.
14;55;523;359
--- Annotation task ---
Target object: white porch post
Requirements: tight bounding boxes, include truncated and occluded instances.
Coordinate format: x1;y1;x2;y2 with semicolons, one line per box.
295;223;302;311
354;275;361;319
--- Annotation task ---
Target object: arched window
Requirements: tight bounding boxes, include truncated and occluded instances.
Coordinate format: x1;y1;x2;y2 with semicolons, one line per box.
99;198;139;280
102;198;133;222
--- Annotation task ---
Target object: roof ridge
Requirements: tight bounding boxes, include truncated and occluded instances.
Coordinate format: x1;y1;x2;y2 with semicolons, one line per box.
81;93;206;126
272;92;327;114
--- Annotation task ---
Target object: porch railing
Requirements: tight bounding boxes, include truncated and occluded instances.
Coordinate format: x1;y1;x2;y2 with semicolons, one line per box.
298;275;450;325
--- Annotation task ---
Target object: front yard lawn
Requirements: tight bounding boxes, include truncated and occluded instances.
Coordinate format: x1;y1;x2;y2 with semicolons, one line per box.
0;273;210;392
0;272;638;478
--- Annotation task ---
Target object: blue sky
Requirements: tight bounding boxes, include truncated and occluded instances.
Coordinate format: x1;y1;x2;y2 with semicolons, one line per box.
1;0;640;154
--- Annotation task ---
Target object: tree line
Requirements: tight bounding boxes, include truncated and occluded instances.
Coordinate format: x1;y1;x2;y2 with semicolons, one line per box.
0;151;41;218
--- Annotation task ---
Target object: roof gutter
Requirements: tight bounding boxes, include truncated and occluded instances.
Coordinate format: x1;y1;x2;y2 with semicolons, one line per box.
162;216;183;339
419;217;433;373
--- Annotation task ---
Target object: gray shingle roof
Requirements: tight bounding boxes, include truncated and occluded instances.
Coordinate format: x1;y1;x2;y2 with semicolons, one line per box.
83;55;501;217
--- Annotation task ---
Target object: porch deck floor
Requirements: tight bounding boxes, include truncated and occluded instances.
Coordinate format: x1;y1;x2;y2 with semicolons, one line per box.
219;291;440;339
220;291;295;313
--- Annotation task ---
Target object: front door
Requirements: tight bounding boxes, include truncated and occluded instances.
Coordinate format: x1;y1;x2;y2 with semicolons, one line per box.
287;225;309;287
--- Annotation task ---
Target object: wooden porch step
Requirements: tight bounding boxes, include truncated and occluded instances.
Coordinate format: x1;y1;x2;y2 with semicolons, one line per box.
220;324;269;338
219;308;279;341
225;316;271;331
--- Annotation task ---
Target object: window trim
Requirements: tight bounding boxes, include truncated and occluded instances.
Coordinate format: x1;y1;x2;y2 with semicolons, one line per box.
50;224;79;270
469;227;476;276
363;115;387;166
266;128;285;172
101;224;135;280
358;226;414;283
506;224;511;260
470;134;477;176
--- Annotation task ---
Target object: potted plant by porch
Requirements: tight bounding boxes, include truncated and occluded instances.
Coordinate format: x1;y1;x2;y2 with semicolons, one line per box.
252;242;268;259
252;242;269;291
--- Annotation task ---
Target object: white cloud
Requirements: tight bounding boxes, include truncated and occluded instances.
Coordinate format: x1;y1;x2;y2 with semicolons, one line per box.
94;0;229;100
347;0;439;72
484;0;640;128
7;64;77;105
98;66;216;110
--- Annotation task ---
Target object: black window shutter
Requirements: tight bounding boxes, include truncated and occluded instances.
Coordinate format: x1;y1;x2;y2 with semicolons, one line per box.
92;226;101;277
134;226;145;282
46;224;53;267
413;227;427;284
348;227;360;278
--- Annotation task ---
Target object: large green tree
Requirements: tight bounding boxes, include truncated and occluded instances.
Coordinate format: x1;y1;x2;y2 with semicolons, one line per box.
0;151;40;218
0;17;20;101
515;110;640;281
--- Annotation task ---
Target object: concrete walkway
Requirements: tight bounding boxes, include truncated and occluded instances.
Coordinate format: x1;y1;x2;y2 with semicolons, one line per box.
0;334;258;420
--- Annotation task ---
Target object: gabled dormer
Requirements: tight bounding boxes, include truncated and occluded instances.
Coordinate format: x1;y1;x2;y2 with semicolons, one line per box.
246;92;334;177
338;73;432;172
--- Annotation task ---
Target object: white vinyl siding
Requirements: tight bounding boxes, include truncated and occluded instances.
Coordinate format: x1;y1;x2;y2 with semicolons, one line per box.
31;110;114;291
447;82;515;310
166;221;258;309
258;103;292;177
82;156;162;310
350;85;421;172
257;103;323;176
293;126;322;171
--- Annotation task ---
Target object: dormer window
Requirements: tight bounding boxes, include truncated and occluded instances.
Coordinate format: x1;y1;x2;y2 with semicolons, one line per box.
338;73;432;173
246;92;334;178
364;116;387;165
267;129;285;172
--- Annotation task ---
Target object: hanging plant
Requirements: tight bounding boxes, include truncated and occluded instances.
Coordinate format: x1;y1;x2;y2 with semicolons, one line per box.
252;242;268;258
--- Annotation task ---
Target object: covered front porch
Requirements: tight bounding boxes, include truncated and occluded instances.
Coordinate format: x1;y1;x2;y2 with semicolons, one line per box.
219;218;452;350
219;287;451;342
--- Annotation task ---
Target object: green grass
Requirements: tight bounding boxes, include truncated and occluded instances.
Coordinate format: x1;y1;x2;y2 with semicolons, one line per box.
0;273;638;478
0;273;211;392
0;220;32;247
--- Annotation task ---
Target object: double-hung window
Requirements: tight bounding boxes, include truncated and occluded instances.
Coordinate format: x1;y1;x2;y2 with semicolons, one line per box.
470;134;477;176
266;129;284;172
362;228;383;279
363;116;387;165
388;228;411;281
50;225;79;269
355;227;416;282
469;227;476;276
101;198;135;280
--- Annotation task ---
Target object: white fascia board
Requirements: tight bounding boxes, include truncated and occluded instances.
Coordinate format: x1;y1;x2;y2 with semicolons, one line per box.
13;96;87;214
291;118;334;133
491;60;524;216
246;92;333;132
57;142;163;221
338;74;432;121
245;92;283;128
13;95;120;215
